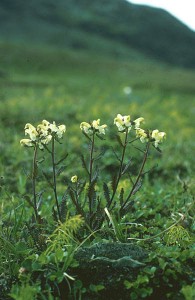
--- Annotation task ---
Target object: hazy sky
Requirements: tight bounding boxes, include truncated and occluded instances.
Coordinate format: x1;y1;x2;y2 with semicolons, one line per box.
127;0;195;31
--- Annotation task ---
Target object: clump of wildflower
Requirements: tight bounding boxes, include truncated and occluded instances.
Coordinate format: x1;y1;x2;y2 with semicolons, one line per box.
151;129;166;148
20;120;66;149
114;114;131;132
25;123;38;141
49;122;66;139
37;119;50;138
20;139;34;147
71;175;78;183
136;128;166;148
136;128;149;143
80;119;107;135
133;117;145;129
80;122;93;135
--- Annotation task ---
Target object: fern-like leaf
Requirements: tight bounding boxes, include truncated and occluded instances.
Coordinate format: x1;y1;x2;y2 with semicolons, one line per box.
122;159;132;175
132;179;142;195
165;225;190;247
119;188;124;206
60;190;68;222
45;215;84;255
111;174;118;192
103;182;111;205
42;171;53;188
69;189;83;216
55;153;68;166
80;154;89;175
56;165;66;176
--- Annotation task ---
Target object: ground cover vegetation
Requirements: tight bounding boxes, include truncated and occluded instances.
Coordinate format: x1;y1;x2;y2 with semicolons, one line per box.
0;41;194;299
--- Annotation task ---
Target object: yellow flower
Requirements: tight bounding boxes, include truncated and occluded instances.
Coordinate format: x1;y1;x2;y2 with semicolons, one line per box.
42;120;50;127
151;130;166;147
81;119;107;135
20;139;34;147
41;134;52;145
92;119;100;129
71;175;78;183
80;122;92;134
92;119;107;135
37;120;50;137
49;121;58;133
38;142;44;150
114;114;131;132
136;128;148;143
24;123;38;141
38;121;66;139
98;124;107;135
56;124;66;138
134;117;144;129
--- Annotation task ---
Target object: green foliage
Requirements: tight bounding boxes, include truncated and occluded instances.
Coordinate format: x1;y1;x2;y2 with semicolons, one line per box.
0;39;194;299
181;283;195;300
45;215;84;256
123;244;195;300
9;282;41;300
89;283;105;293
104;207;126;242
165;225;191;247
8;215;84;299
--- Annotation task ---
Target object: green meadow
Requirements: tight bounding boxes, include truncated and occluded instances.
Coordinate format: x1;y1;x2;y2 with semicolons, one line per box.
0;42;194;299
1;43;194;182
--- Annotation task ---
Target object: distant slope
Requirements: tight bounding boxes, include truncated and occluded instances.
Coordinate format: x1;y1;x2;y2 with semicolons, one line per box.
0;0;195;68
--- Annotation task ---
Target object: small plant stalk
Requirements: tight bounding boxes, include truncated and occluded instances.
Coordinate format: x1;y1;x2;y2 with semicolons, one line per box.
32;143;39;221
108;128;129;209
89;131;95;184
51;136;61;221
120;142;150;216
88;131;95;224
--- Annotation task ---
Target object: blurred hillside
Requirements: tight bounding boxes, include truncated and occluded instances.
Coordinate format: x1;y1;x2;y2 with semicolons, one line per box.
0;0;195;68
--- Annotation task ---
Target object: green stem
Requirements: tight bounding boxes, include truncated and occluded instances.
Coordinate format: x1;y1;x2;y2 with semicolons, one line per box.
51;136;61;221
32;143;38;221
88;131;95;224
108;129;128;209
89;132;95;184
120;142;150;216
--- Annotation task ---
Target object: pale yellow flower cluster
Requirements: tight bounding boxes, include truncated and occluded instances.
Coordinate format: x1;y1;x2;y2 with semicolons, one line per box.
114;114;145;133
20;120;66;149
114;114;132;132
136;128;166;148
151;129;166;148
71;175;78;183
114;114;166;148
136;128;148;143
133;117;145;129
80;119;107;135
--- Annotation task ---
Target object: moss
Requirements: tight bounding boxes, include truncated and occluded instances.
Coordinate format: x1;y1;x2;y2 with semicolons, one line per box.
65;242;148;299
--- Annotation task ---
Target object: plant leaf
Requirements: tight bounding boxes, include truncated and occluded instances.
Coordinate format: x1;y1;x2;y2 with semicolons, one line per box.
116;134;124;146
42;171;54;188
103;182;111;205
80;154;89;175
132;179;142;195
56;165;66;176
119;188;124;206
55;153;68;166
122;158;132;175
